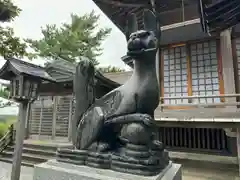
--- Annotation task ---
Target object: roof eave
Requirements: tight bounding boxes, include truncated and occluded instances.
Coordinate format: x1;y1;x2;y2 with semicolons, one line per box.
0;61;21;80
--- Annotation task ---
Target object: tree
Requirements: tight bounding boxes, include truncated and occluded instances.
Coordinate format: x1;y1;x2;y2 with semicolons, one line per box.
98;65;125;73
26;11;111;65
0;0;29;58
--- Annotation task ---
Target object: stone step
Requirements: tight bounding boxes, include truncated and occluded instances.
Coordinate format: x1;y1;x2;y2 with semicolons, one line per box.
22;143;58;152
6;146;56;157
0;141;63;165
0;151;49;164
0;156;34;167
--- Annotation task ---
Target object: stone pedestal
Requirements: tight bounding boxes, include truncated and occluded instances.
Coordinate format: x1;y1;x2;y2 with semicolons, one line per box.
33;160;182;180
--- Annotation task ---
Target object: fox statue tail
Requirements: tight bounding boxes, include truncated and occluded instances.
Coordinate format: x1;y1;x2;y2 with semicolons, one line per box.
72;59;95;146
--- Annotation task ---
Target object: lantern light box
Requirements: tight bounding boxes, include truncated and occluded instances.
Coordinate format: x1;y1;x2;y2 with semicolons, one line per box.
0;57;56;102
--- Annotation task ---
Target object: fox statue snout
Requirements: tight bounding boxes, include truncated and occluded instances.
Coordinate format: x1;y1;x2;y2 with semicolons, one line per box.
127;30;157;54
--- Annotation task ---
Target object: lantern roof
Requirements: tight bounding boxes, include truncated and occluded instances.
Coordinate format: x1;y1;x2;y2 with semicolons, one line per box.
0;57;56;82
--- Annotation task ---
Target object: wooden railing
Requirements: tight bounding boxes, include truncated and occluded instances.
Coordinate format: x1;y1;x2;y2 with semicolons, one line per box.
160;94;240;108
0;124;15;153
155;94;240;119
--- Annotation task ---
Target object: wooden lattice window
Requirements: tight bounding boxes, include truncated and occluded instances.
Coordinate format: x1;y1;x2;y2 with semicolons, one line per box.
162;45;189;105
190;41;220;103
161;40;224;108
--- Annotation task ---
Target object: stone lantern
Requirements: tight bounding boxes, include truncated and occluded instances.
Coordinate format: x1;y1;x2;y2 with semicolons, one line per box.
9;76;40;102
0;57;56;180
0;58;55;102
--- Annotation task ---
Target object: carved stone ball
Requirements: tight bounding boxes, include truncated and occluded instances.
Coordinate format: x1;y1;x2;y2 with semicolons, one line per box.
121;123;151;145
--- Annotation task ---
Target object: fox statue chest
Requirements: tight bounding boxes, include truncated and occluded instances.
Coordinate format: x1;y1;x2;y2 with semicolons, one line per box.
120;73;160;115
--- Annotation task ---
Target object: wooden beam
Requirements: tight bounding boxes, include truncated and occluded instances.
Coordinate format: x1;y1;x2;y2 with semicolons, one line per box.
216;39;225;102
94;0;146;7
186;44;192;101
155;121;240;129
155;107;240;119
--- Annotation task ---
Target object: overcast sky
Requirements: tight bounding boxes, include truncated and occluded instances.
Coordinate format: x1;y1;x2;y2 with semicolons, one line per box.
0;0;128;69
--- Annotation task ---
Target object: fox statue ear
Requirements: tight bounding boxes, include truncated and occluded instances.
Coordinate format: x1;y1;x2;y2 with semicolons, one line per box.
125;13;138;40
143;9;157;35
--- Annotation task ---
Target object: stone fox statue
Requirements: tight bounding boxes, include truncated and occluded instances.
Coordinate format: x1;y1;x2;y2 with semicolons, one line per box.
73;10;160;153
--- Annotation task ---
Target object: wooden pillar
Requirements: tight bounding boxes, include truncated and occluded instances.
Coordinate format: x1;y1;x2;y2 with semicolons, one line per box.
68;96;73;142
155;49;160;140
24;103;31;139
220;29;236;106
156;49;160;85
237;128;240;176
38;98;43;139
220;29;239;175
11;102;28;180
52;96;57;140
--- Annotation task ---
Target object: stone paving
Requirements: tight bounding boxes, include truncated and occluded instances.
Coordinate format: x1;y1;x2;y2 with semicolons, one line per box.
1;161;240;180
0;162;33;180
183;166;240;180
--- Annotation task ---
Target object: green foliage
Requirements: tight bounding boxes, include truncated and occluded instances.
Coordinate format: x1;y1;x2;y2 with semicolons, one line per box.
0;0;29;58
0;26;29;58
0;0;20;21
0;122;8;137
0;87;9;98
26;11;111;65
98;65;125;73
0;116;16;137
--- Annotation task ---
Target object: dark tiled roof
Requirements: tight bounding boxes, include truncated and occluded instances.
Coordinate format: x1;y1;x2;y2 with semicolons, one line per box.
0;58;56;82
103;71;132;85
45;58;122;88
45;59;75;82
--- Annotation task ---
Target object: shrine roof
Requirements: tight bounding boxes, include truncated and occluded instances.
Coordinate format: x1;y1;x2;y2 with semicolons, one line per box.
45;58;121;88
92;0;211;32
103;71;132;85
0;58;56;82
45;58;76;82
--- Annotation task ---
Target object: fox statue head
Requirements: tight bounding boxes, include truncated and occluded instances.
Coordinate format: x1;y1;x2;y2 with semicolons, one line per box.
125;10;159;59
